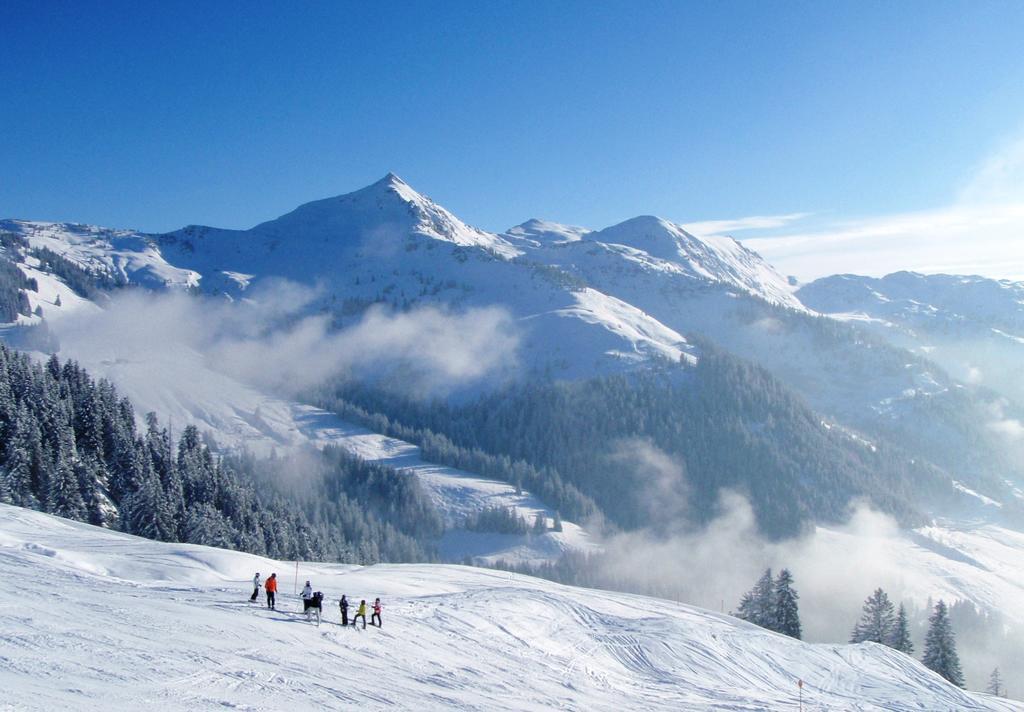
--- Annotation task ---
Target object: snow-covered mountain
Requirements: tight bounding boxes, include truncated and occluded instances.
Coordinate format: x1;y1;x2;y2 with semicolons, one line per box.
799;271;1024;406
3;174;1023;520
0;504;1015;712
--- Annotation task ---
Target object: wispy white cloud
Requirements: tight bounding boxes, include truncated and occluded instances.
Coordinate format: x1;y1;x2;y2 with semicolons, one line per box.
745;202;1024;281
683;212;811;236
690;132;1024;282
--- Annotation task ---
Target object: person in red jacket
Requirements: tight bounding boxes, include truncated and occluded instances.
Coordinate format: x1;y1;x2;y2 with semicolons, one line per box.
265;573;278;610
371;597;382;627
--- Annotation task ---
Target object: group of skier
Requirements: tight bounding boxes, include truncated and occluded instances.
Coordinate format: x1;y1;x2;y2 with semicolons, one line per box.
339;593;383;629
249;572;382;628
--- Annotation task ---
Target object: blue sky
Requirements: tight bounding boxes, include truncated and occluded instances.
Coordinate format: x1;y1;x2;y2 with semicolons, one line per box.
3;1;1023;278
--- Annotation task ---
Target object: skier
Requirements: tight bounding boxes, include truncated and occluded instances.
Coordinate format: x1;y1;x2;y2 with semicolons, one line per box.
249;572;261;602
301;580;313;602
265;572;278;610
353;599;367;629
371;597;382;628
340;594;350;626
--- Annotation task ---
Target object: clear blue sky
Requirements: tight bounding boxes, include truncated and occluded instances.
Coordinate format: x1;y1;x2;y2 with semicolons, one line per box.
2;0;1023;236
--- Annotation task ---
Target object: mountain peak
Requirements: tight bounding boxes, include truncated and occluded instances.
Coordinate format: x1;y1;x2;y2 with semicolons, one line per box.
373;171;409;190
590;215;804;308
504;218;591;245
250;175;522;258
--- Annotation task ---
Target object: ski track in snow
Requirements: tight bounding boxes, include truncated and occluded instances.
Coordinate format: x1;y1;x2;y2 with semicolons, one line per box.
0;505;1017;712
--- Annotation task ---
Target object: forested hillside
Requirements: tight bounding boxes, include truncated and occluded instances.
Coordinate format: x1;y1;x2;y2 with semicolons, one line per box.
321;349;988;538
0;343;440;563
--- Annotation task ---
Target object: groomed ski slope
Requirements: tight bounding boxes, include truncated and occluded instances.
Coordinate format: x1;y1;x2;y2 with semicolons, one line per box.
0;506;1016;712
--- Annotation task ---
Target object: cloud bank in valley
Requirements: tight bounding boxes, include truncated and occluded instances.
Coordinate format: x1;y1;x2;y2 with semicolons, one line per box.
590;440;1024;690
48;283;520;400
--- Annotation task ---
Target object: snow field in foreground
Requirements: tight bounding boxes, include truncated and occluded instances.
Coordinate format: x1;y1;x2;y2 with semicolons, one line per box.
0;505;1017;711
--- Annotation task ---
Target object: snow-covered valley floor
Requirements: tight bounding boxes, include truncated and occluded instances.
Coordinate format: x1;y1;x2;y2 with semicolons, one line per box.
0;505;1017;711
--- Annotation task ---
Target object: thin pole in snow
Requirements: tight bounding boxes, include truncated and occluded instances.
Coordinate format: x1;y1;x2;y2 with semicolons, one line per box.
294;561;299;596
798;678;803;711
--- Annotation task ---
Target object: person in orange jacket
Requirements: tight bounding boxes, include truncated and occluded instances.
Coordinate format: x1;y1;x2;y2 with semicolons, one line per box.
265;573;278;610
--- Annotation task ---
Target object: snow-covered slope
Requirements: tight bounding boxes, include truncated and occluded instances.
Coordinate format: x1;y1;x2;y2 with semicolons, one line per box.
583;215;802;309
0;504;1014;712
503;218;592;246
0;219;198;289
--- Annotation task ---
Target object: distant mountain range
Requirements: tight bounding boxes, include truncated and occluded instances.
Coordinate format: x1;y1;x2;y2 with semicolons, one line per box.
2;174;1024;529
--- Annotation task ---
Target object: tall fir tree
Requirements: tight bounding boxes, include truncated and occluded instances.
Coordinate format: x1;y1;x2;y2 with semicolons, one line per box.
922;600;965;688
850;588;896;644
986;667;1004;697
5;404;40;508
735;568;777;630
0;462;11;503
773;569;801;639
753;568;776;630
47;427;86;520
889;603;914;655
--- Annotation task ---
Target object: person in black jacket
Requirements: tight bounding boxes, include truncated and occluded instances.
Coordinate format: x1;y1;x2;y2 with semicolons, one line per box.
339;594;350;626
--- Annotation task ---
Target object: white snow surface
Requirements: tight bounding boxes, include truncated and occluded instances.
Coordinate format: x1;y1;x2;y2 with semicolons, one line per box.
0;504;1015;712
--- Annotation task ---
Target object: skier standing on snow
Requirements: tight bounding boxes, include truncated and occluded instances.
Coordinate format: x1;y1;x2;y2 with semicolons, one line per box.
250;572;261;602
301;580;313;602
340;595;350;626
371;597;382;627
265;573;278;610
353;599;367;629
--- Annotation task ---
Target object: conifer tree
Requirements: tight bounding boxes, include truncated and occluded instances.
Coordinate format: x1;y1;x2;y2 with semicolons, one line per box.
4;404;40;508
753;568;776;630
851;588;896;644
47;427;86;520
773;569;801;639
922;600;965;688
986;667;1004;697
889;603;914;655
735;568;776;630
0;464;11;504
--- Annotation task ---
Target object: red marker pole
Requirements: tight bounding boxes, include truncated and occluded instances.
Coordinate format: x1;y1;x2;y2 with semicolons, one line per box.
798;679;803;712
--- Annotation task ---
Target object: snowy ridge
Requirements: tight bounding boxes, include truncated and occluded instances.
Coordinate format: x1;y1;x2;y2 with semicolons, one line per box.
0;174;801;381
584;215;803;309
0;219;198;289
0;504;1014;712
503;218;592;246
798;271;1024;404
250;173;523;260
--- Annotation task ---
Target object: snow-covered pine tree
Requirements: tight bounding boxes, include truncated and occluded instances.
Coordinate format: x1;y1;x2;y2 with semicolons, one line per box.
753;568;776;630
47;427;86;520
850;588;896;644
4;404;40;509
0;462;11;503
922;600;965;688
735;568;777;630
889;603;914;654
773;568;801;639
986;667;1004;697
734;588;756;620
